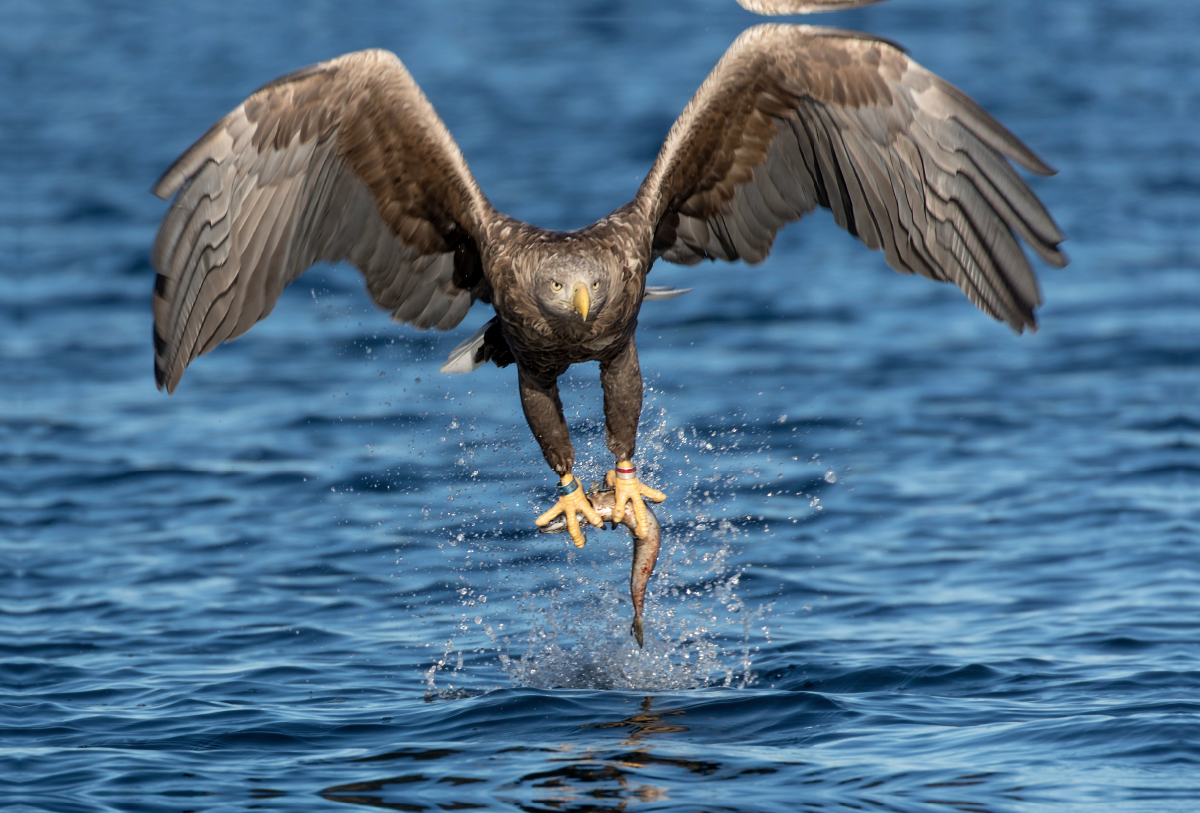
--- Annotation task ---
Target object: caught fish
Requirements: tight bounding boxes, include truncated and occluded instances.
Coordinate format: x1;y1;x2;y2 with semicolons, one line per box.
538;486;661;647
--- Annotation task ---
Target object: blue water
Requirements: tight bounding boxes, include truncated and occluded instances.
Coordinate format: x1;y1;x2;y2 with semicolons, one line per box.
6;0;1198;810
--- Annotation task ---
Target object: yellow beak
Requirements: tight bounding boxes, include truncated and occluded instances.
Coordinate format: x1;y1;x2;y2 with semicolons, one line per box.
571;283;590;322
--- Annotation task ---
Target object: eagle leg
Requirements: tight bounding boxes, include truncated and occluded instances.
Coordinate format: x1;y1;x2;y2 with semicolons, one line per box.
535;473;603;548
519;368;601;547
598;340;664;538
607;462;666;539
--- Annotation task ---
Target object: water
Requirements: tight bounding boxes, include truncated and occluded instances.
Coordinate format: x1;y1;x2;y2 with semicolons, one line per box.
5;0;1198;810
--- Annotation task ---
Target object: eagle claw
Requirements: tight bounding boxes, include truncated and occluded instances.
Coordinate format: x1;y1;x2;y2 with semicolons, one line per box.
535;474;602;548
606;464;666;539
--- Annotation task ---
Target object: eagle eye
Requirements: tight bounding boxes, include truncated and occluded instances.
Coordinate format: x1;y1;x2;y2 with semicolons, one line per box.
551;281;562;292
592;281;599;290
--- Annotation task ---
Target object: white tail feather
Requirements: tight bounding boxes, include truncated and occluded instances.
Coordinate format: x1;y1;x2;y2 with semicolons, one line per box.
439;321;490;374
643;286;692;301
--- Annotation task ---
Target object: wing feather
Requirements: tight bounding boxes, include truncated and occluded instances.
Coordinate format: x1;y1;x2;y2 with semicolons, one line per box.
817;105;884;250
838;127;898;262
151;49;495;392
737;0;887;12
633;24;1065;332
763;125;820;215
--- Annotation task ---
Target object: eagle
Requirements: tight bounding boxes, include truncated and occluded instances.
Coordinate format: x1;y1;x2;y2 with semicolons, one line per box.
150;22;1065;548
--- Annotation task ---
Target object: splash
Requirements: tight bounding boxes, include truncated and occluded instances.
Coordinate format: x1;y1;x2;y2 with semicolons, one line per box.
421;393;770;696
498;517;761;690
424;515;762;694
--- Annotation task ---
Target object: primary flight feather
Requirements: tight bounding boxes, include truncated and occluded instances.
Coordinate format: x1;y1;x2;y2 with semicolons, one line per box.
152;23;1065;547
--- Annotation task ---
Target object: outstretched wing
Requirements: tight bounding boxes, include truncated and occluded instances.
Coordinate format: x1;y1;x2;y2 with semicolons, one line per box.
151;49;494;393
634;25;1066;331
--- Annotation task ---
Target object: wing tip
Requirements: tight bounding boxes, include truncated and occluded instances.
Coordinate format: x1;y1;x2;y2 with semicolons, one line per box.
938;86;1059;178
153;360;176;393
999;311;1035;336
1022;152;1058;178
1044;246;1069;269
152;322;183;393
737;0;888;15
152;109;239;201
1019;310;1038;334
152;163;183;200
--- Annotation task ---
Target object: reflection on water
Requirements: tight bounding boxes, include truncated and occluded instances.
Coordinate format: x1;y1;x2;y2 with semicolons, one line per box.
594;696;689;743
319;695;1031;811
323;747;482;811
322;698;690;811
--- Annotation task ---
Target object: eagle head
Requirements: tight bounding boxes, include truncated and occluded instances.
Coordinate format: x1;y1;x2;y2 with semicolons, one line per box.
534;256;611;327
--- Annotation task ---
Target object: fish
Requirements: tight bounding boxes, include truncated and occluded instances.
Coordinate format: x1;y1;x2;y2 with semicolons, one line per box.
538;486;661;647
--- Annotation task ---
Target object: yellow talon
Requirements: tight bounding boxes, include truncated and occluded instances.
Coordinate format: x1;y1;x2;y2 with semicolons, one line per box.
535;473;602;548
606;460;665;539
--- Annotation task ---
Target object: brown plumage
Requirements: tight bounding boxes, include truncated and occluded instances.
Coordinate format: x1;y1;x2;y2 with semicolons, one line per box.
152;24;1065;538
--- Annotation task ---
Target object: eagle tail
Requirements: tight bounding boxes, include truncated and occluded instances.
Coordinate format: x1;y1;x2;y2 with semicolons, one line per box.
440;317;514;374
